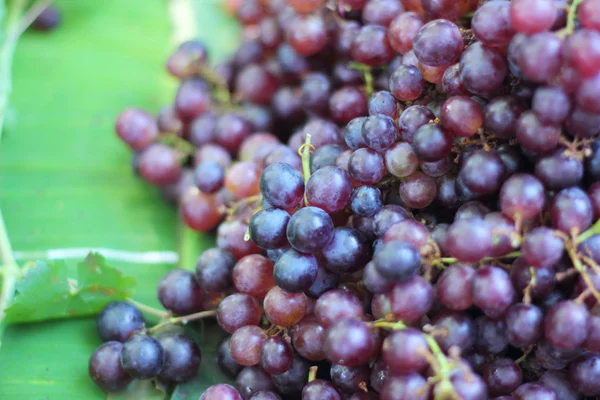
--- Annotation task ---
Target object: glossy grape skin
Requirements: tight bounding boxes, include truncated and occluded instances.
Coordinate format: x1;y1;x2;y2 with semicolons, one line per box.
412;123;453;162
248;208;289;250
373;204;412;237
263;286;307;327
273;249;318;292
302;379;342;400
230;326;268;367
301;72;331;116
436;264;475;311
482;358;522;396
535;150;583;191
389;276;434;324
271;355;309;397
351;25;395;67
200;384;243;400
389;65;424;101
510;0;557;34
315;289;364;328
399;171;437;208
567;106;600;138
521;227;564;268
483;96;523;139
398;105;435;143
368;91;399;121
217;294;262;334
323;318;374;366
306;267;340;298
382;328;429;375
115;108;158;151
235;366;275;399
440;96;483;138
412;19;463;67
158;335;201;383
351;186;383;217
175;79;211;121
373;240;420;282
344;117;368;151
330;364;370;394
569;354;600;396
544;300;590;350
194;161;224;194
217;219;262;260
510;259;555;299
472;0;514;46
445;218;492;262
517;32;563;84
214;113;252;154
459;42;507;96
157;269;205;316
286;14;328;56
348;148;386;184
329;86;368;124
311;145;345;173
259;336;293;375
361;114;398;152
89;341;132;392
195;143;232;168
381;373;428;400
362;0;405;26
286;207;334;254
306;166;352;213
138;143;182;185
291;316;326;361
233;255;275;298
513;382;557;400
249;392;281;400
550;187;593;235
217;337;243;378
532;85;571;125
499;173;545;221
322;227;369;273
431;312;475;353
260;163;304;209
388;12;425;54
96;301;144;343
538;370;579;400
225;162;262;199
472;266;515;319
384;141;418;178
120;334;164;379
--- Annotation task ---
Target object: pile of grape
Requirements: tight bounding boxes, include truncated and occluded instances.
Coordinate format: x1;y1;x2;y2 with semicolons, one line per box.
104;0;600;398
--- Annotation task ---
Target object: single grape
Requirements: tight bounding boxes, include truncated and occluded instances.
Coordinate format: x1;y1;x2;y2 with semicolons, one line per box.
217;294;262;334
302;379;342;400
348;148;386;184
138;143;182;185
96;301;144;343
200;384;243;400
323;318;374;366
235;366;274;399
499;173;545;221
351;25;395;67
263;286;307;327
459;42;507;96
322;227;369;273
315;289;364;328
521;227;565;268
248;208;290;250
411;124;453;162
260;162;304;209
217;337;243;378
476;316;508;355
233;254;275;298
473;266;515;319
330;363;370;394
306;166;353;213
89;341;132;392
230;325;268;367
115;108;158;151
483;358;522;396
273;248;318;292
510;0;557;34
120;334;165;379
158;335;201;383
373;240;420;282
445;218;492;262
544;300;590;350
382;328;429;375
413;19;463;67
329;86;368;124
390;275;434;324
472;0;514;46
389;64;424;101
436;263;475;311
286;14;328;56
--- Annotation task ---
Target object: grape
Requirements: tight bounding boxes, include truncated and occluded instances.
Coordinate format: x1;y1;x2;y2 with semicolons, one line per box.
89;341;132;392
535;149;583;190
390;276;434;324
217;337;243;378
580;0;600;32
510;259;555;299
259;336;293;375
158;335;201;383
351;186;383;217
568;354;600;396
499;173;545;221
412;19;463;67
411;124;453;162
510;0;557;34
157;269;205;316
248;208;289;250
260;163;304;209
217;219;262;259
473;266;515;318
483;358;522;396
436;263;475;311
373;240;420;282
563;29;600;78
446;218;492;262
399;171;437;208
368;90;400;119
532;85;571;125
329;86;368;124
291;316;326;361
286;206;334;253
576;72;600;114
550;187;593;234
230;325;268;367
233;255;275;298
200;384;243;400
115;108;158;151
536;338;583;370
195;143;232;167
363;261;393;294
194;161;224;194
431;312;475;353
476;316;508;354
315;289;364;328
459;42;507;96
385;142;420;180
373;204;412;236
271;356;309;396
273;248;318;292
96;301;144;343
398;105;435;143
323;318;374;366
235;64;278;105
225;162;262;199
449;368;488;400
301;72;331;116
459;150;505;194
389;64;424;101
544;300;590;350
306;267;340;298
330;364;370;394
440;95;484;137
455;200;490;220
322;227;369;273
538;371;578;400
351;25;395;67
263;286;307;327
311;145;345;173
442;63;469;96
516;32;563;83
175;79;211;121
138;143;182;185
287;14;328;56
382;328;429;374
381;373;428;400
263;145;302;171
388;12;425;54
348;148;386;184
484;96;524;139
361;114;398;152
306;166;352;213
363;0;405;26
236;0;265;25
236;366;274;399
302;379;342;400
214;113;252;154
472;0;514;46
521;227;564;268
120;334;165;379
217;294;262;334
249;392;281;400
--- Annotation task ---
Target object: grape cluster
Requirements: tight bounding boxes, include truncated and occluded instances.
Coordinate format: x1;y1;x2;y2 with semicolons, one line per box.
112;0;600;399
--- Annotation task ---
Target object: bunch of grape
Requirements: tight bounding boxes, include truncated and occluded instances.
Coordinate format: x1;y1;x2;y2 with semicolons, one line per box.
110;0;600;399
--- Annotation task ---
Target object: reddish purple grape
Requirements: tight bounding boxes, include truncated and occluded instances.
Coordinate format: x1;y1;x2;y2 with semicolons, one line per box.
115;108;158;151
510;0;557;34
351;25;395;67
413;19;463;67
389;64;424;101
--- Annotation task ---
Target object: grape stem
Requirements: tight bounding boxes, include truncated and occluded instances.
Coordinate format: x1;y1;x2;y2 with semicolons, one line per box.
308;366;318;383
348;62;374;97
371;319;459;400
564;0;583;35
126;299;170;320
299;134;314;205
567;245;600;304
439;250;522;265
0;0;52;139
148;309;216;333
576;219;600;244
0;209;19;349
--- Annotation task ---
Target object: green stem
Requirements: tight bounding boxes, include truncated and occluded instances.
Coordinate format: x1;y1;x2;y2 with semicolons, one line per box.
308;366;318;383
576;219;600;244
126;299;169;320
0;209;19;347
348;61;374;97
159;133;196;156
564;0;583;35
300;134;313;205
148;309;216;333
440;251;522;265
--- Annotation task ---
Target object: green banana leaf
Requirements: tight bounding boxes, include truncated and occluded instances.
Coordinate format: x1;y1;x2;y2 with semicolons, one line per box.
0;0;239;398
